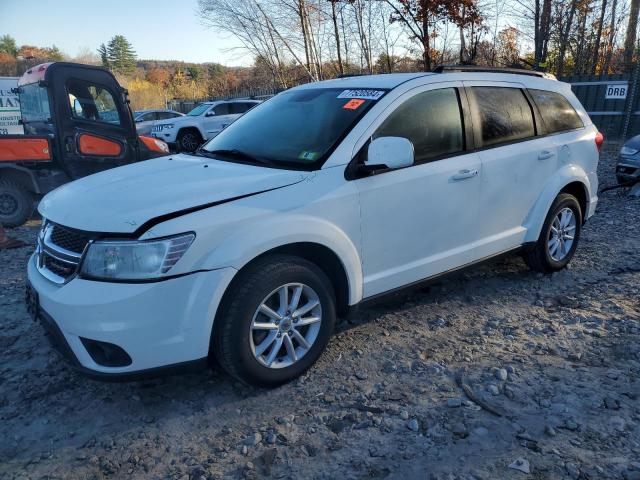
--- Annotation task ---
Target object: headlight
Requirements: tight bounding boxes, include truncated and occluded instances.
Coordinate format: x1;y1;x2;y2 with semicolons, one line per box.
81;233;194;280
153;138;170;153
161;124;175;129
621;146;639;156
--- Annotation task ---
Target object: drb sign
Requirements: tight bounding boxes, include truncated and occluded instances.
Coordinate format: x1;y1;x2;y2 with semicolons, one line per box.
605;83;628;99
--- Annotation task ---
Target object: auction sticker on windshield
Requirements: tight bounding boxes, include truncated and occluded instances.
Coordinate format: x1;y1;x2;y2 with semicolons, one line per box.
337;89;385;100
343;99;365;110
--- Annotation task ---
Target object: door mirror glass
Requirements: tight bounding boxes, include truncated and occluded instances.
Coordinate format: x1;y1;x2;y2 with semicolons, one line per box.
366;136;414;170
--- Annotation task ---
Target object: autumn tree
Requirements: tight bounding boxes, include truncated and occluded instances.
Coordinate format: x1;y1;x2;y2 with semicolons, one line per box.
0;52;17;76
146;67;170;86
496;27;521;67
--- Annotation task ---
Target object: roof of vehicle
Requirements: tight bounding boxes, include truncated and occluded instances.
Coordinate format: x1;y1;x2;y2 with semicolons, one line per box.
18;61;121;87
294;73;434;90
135;109;183;114
198;99;262;106
291;69;562;92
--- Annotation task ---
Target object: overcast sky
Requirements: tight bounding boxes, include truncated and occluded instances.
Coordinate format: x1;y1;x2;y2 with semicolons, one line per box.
0;0;252;65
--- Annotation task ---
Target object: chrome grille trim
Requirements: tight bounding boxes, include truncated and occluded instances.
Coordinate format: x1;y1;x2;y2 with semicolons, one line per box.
36;222;90;284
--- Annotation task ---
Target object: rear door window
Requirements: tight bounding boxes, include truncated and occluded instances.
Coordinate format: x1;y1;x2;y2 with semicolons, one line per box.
528;89;584;133
67;79;121;125
157;111;177;120
470;87;535;147
213;103;230;115
373;88;464;164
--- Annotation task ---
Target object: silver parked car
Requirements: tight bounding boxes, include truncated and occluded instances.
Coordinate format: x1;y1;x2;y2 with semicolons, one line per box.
616;134;640;185
134;109;184;135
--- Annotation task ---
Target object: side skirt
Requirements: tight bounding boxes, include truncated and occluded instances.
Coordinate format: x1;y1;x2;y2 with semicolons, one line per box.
347;244;533;314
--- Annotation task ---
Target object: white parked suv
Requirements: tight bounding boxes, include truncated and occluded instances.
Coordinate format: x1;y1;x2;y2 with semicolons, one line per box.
27;67;601;386
151;99;261;152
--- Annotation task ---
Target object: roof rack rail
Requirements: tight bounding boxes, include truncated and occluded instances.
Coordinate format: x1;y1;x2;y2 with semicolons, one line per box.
433;65;556;79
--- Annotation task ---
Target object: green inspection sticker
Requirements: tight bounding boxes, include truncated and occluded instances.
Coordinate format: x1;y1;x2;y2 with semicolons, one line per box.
298;151;320;161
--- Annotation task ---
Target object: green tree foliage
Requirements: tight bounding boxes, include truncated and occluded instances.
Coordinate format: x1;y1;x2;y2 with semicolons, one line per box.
98;43;109;68
187;65;202;81
46;45;64;61
0;35;18;57
104;35;137;76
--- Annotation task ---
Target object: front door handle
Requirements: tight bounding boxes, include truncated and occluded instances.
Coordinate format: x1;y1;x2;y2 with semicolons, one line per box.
452;169;479;181
538;150;555;160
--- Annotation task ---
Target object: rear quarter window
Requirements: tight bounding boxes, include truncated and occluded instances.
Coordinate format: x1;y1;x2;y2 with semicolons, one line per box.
470;87;535;147
529;89;584;133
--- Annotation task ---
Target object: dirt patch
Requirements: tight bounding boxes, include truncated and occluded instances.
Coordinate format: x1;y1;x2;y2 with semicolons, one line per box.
0;149;638;479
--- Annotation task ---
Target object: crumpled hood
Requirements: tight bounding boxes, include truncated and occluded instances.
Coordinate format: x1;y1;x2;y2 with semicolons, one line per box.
39;154;306;234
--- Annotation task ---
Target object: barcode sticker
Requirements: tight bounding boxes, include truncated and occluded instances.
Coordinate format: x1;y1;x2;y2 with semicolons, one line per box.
337;89;385;100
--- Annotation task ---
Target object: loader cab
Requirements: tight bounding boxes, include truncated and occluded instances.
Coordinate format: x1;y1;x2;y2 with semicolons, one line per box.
18;62;140;178
0;62;169;227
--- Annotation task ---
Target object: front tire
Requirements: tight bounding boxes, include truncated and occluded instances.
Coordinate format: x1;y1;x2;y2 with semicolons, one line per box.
524;193;582;273
177;128;203;152
0;180;33;227
212;255;336;387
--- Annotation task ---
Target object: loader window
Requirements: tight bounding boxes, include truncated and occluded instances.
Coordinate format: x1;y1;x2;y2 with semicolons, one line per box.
19;83;51;123
67;79;121;125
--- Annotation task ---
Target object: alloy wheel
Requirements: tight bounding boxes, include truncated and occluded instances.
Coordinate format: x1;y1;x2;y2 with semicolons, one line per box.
250;283;322;369
181;133;200;151
548;207;576;261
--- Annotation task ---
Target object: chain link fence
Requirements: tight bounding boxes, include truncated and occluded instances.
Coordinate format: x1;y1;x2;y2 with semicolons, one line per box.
167;88;281;113
560;63;640;142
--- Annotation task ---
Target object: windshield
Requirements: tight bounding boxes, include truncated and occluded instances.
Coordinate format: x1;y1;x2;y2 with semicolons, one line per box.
187;103;212;116
18;82;51;123
201;88;385;169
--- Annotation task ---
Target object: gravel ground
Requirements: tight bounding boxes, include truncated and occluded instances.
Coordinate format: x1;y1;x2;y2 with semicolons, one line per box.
0;148;639;480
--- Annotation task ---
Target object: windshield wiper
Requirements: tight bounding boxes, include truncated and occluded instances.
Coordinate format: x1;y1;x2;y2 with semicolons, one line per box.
201;148;276;167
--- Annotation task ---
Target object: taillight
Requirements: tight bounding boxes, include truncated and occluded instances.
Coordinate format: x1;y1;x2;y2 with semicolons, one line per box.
595;132;604;152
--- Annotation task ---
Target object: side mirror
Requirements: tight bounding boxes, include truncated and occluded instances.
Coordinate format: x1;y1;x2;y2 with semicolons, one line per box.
365;136;414;170
205;112;215;117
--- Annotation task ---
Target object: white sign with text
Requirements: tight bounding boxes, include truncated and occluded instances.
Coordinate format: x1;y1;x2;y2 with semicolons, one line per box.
0;77;23;135
605;83;628;100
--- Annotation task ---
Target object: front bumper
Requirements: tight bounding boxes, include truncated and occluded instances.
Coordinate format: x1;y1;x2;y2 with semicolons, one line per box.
616;157;640;183
27;254;236;378
151;129;178;143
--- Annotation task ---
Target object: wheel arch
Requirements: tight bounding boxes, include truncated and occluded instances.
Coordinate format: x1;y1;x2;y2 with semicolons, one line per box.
524;166;592;243
178;125;204;141
0;165;40;194
559;181;588;222
244;242;351;317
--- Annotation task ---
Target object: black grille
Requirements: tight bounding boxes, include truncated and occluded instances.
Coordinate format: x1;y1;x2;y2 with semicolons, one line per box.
43;255;77;278
50;224;91;254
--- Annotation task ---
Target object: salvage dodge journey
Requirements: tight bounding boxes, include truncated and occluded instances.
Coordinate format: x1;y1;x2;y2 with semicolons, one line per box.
27;66;601;386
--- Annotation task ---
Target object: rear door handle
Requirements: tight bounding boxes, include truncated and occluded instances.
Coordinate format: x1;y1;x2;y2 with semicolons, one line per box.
538;150;555;160
452;169;479;181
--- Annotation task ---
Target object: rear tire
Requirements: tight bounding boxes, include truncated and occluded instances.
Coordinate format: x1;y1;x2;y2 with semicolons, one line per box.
524;193;582;273
0;180;33;227
212;254;336;387
177;129;203;152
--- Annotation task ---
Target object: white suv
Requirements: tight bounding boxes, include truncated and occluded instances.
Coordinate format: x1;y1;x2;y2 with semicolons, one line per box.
151;99;261;152
27;68;601;386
